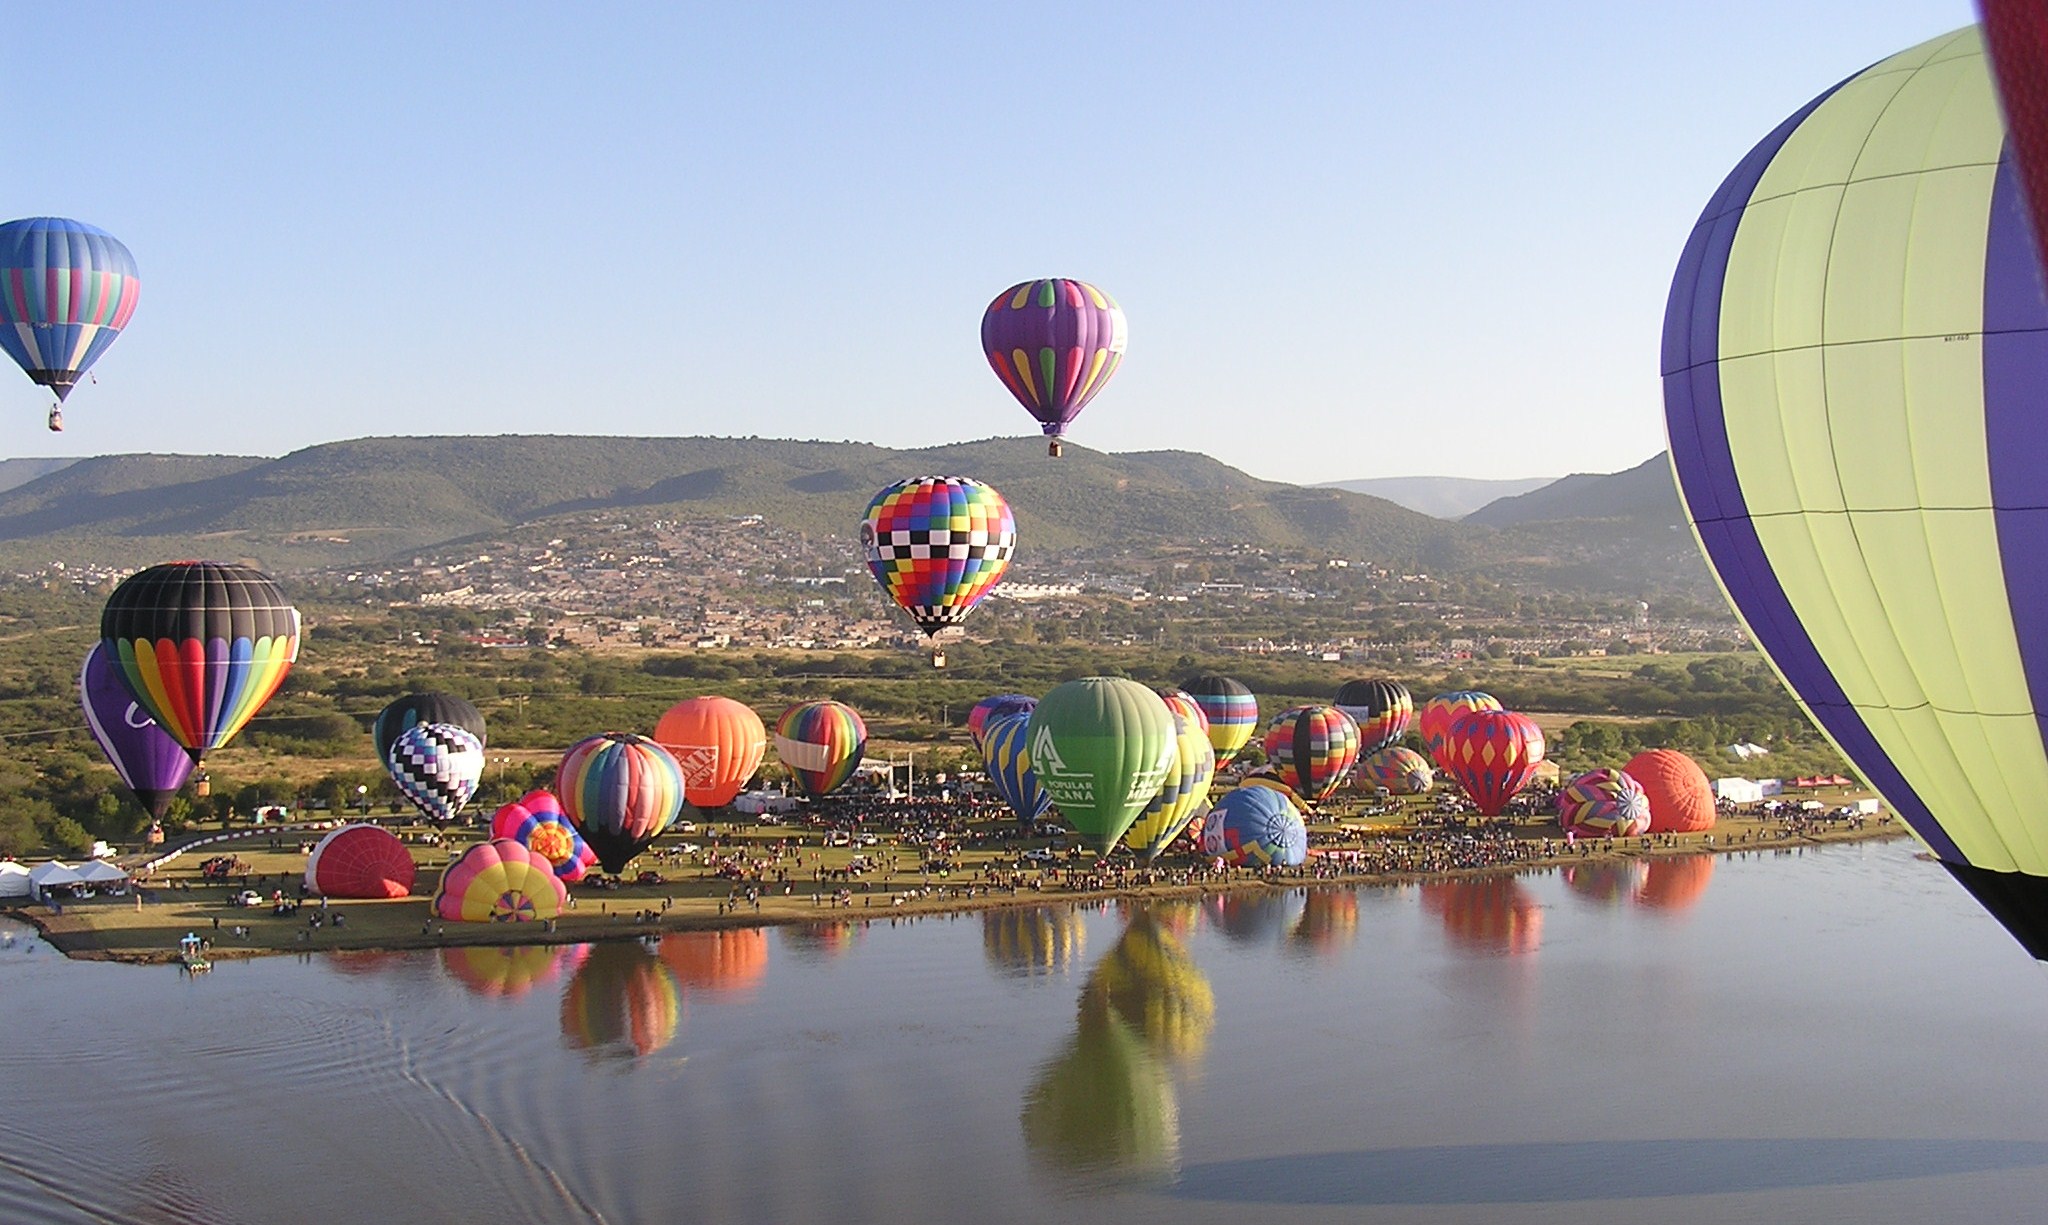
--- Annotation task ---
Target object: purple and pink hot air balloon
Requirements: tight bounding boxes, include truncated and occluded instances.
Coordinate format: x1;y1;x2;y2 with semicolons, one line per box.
981;278;1127;456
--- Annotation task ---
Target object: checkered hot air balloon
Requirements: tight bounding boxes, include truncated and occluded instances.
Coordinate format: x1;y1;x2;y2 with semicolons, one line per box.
1557;768;1651;838
981;278;1127;456
1439;709;1545;817
1420;690;1502;772
386;722;485;823
1261;705;1362;808
860;476;1016;640
1333;679;1413;755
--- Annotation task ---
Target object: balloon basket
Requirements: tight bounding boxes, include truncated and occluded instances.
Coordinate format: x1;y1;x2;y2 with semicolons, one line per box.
1047;439;1062;457
930;647;946;669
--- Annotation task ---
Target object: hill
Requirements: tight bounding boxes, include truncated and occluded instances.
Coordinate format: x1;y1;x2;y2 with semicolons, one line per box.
0;435;1467;572
1317;474;1554;519
1463;453;1684;528
0;457;80;494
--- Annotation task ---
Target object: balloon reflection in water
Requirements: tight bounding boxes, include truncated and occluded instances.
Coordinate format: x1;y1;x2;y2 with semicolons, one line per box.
443;944;582;999
560;941;684;1059
1202;889;1305;945
1288;888;1361;956
1023;906;1213;1181
1636;855;1716;912
1562;860;1650;906
779;921;863;961
982;906;1086;976
658;930;768;996
1421;877;1544;956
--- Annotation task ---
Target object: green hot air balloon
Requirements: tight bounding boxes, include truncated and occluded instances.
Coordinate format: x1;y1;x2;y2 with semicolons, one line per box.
1027;678;1176;855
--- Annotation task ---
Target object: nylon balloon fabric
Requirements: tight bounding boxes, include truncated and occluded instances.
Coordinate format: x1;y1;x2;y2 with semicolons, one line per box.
78;643;192;819
1557;768;1651;838
373;692;486;766
1178;674;1258;767
860;476;1016;636
1439;709;1545;817
386;722;484;823
490;790;597;882
653;696;768;809
1420;690;1500;771
304;824;416;899
981;710;1054;829
981;278;1127;446
1200;785;1307;868
1333;679;1413;755
0;217;139;402
99;561;300;758
557;732;685;875
1123;709;1217;860
432;839;567;923
1260;705;1361;807
772;700;866;799
1655;26;2048;949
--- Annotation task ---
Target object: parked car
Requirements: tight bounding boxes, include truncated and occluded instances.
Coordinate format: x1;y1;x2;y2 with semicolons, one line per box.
231;890;264;908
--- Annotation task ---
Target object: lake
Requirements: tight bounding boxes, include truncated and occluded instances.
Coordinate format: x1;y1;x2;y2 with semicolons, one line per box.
6;838;2048;1224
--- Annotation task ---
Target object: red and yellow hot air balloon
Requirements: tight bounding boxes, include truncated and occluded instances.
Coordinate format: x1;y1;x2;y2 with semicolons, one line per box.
1439;709;1545;817
653;696;767;809
1420;690;1501;772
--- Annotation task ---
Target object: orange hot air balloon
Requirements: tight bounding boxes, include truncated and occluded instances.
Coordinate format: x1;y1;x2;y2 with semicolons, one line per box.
1623;749;1716;834
658;929;768;995
653;696;768;809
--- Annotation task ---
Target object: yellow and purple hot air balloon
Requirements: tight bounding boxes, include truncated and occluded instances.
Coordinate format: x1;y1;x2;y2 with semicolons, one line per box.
1359;745;1434;796
1122;708;1217;860
1439;709;1545;817
1660;25;2048;953
981;278;1127;456
99;561;300;761
860;476;1016;662
1260;705;1361;808
772;700;866;799
0;217;139;431
1179;674;1258;768
556;732;685;875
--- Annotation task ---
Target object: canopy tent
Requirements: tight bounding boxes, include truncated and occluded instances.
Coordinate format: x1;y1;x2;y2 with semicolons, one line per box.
74;860;129;885
27;860;82;899
0;861;29;899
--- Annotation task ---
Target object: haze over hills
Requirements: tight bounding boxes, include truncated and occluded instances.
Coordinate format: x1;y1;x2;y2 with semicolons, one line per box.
0;436;1717;600
0;457;80;495
1463;453;1683;528
1317;474;1555;520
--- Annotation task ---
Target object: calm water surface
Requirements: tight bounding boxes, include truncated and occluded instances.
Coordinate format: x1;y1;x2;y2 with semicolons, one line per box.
6;839;2048;1224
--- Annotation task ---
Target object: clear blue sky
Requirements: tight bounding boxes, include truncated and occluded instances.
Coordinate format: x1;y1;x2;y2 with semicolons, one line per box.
1;0;1976;483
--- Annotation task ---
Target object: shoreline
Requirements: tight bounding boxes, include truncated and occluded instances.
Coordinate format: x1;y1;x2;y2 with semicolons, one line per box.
7;821;1910;965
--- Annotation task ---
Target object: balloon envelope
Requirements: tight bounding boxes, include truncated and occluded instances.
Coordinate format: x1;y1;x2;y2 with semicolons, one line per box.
490;789;597;882
557;732;685;874
1027;678;1177;855
1333;679;1413;755
1261;705;1362;807
99;560;300;757
1122;709;1217;860
1178;675;1258;768
860;476;1016;636
1359;745;1434;796
386;722;485;823
1557;768;1652;838
430;838;567;922
1440;709;1545;817
653;696;768;809
1420;690;1501;771
772;700;866;799
0;217;139;403
78;643;192;819
305;824;416;899
1623;750;1716;834
981;278;1127;443
1200;785;1307;868
373;693;485;765
982;710;1054;830
967;693;1037;752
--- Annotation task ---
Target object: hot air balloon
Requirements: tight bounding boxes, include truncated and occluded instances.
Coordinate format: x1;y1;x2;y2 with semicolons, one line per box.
652;696;767;809
1622;750;1716;834
1178;674;1257;768
1122;709;1217;860
1420;690;1501;771
1440;709;1545;817
1359;745;1434;796
557;732;685;874
373;693;486;766
78;643;192;820
1261;705;1362;808
859;476;1016;663
772;700;866;799
1557;768;1652;838
983;906;1087;977
1982;0;2048;279
1334;679;1413;755
1153;688;1211;739
430;838;567;922
982;710;1053;831
1088;910;1215;1063
0;217;139;430
561;940;683;1059
385;722;484;824
1661;25;2048;954
966;693;1036;752
1027;678;1177;855
99;561;300;759
304;824;416;899
490;789;597;882
981;278;1127;456
1200;785;1307;867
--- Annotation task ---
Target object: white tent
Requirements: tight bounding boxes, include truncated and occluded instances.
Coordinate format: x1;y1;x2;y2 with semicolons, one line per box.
74;860;129;885
28;860;82;900
0;861;29;899
1713;778;1764;804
